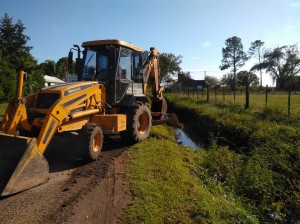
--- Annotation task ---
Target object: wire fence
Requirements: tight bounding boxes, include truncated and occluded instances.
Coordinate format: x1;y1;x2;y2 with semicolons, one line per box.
171;85;300;117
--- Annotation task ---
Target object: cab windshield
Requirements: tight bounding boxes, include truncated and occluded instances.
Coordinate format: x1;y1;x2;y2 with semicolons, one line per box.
82;49;109;81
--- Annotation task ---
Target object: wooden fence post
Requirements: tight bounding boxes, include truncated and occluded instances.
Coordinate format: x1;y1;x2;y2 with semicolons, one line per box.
288;89;291;116
214;86;217;103
265;85;268;106
245;85;249;109
207;85;210;103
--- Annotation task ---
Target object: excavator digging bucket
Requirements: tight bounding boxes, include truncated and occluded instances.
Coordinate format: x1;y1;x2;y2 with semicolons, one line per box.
0;134;49;196
152;113;183;128
151;98;168;117
151;98;183;128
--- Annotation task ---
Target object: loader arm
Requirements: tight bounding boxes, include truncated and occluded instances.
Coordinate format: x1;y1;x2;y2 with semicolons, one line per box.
0;71;32;134
0;98;32;135
0;78;104;196
36;83;103;154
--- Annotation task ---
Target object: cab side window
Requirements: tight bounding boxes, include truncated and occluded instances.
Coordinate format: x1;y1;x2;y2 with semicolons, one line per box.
96;51;108;80
133;53;143;82
82;50;96;80
119;47;132;80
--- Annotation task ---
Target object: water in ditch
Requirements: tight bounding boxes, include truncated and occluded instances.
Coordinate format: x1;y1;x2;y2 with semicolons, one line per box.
175;128;199;150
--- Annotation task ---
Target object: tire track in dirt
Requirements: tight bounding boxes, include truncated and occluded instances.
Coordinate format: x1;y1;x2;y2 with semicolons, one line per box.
0;133;132;224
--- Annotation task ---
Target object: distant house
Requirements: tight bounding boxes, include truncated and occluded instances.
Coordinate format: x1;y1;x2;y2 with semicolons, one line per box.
178;80;208;91
169;73;208;91
44;75;65;86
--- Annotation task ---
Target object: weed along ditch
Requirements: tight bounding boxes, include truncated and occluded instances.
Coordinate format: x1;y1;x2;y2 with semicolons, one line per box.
162;94;300;223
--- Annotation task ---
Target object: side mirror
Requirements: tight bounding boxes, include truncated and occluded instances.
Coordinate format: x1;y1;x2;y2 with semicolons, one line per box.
68;51;73;73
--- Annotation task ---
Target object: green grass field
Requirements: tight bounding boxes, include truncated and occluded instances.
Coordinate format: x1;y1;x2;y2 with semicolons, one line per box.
178;92;300;116
1;92;299;116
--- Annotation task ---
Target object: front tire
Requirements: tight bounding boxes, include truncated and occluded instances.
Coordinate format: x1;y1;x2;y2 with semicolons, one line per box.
78;123;103;160
121;104;152;143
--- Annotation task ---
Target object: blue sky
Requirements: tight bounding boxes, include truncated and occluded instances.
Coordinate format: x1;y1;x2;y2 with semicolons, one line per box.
1;0;300;85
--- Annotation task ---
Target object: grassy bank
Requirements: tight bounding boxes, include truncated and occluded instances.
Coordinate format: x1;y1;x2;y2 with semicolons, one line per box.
0;103;7;116
123;125;258;223
165;94;300;223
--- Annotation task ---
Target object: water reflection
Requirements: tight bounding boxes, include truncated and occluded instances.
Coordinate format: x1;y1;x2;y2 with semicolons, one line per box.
175;128;199;150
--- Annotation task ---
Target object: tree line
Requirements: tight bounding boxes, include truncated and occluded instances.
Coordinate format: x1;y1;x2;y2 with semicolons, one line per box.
0;13;183;102
0;13;44;102
161;37;300;95
0;13;70;102
219;36;300;93
1;13;299;103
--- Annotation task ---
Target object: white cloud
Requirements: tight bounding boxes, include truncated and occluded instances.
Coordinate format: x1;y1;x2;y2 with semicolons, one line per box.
202;40;211;48
289;1;300;8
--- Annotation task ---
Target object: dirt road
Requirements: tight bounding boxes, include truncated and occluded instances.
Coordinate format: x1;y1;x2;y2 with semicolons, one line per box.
0;132;132;224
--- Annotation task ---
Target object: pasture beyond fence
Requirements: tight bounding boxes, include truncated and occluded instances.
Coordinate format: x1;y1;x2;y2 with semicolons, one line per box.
172;85;300;116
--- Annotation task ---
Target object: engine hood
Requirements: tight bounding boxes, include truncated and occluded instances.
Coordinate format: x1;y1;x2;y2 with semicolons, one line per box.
40;81;98;97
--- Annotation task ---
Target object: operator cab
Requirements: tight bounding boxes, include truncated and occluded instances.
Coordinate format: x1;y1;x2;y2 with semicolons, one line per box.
69;40;146;105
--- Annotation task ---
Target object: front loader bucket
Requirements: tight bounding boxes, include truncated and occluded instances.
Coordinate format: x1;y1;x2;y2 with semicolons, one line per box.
0;134;49;196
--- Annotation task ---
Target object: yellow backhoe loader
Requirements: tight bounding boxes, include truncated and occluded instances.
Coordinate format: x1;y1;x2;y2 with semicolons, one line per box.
0;39;178;196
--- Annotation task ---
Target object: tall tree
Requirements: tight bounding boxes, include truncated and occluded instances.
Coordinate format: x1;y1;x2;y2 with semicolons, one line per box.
236;71;259;87
221;73;235;90
0;13;32;68
39;60;56;76
178;71;192;82
248;40;265;89
159;53;182;84
220;36;249;101
252;45;300;89
205;75;219;86
0;13;44;100
236;70;259;108
0;51;15;101
56;57;68;80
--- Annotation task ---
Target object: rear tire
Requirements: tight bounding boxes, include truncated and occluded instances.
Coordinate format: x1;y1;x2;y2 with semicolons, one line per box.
78;123;103;160
121;104;152;143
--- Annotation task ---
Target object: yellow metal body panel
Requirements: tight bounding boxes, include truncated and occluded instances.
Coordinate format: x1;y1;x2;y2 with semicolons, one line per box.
57;117;90;133
92;114;126;134
82;39;144;52
0;99;32;134
16;71;26;98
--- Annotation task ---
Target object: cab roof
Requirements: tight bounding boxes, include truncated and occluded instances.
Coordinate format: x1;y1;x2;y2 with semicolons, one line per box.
82;39;144;52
